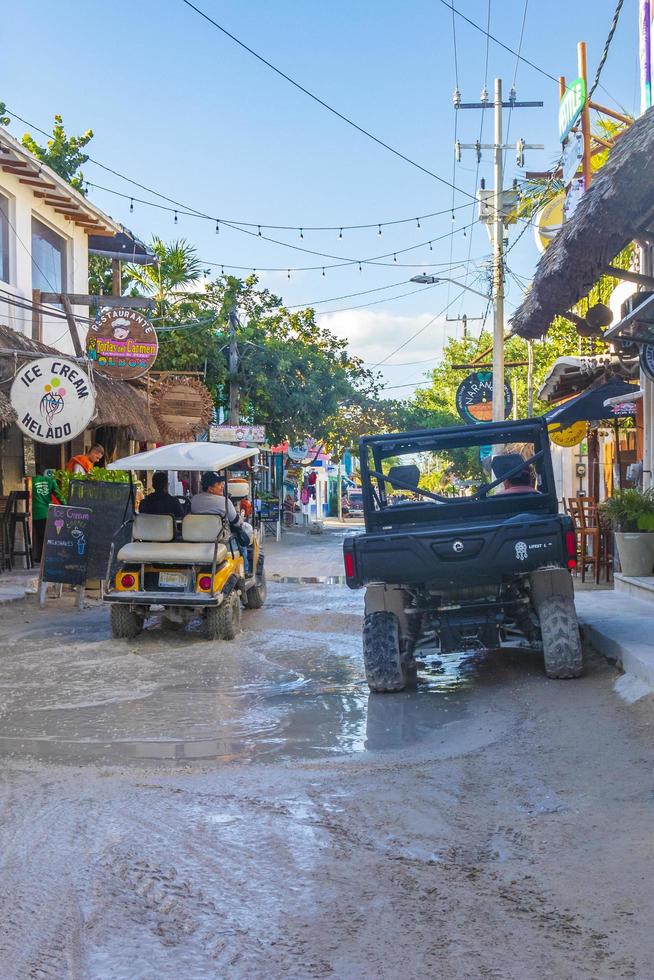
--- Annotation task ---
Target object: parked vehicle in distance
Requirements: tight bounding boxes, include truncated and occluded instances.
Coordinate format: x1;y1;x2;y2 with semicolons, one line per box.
346;488;364;518
343;418;582;692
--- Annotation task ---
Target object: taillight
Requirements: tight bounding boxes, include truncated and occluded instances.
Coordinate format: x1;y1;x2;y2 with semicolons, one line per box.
121;573;135;588
565;530;577;569
198;575;212;591
344;551;355;578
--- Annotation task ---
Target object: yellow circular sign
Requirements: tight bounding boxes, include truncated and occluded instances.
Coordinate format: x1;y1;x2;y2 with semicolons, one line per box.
534;192;565;253
548;420;586;447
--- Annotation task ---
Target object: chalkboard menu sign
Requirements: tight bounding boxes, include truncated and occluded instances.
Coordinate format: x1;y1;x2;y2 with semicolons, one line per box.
41;505;91;586
69;480;134;578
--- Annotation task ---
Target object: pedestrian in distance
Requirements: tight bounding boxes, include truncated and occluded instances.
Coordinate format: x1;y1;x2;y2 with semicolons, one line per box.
31;469;65;562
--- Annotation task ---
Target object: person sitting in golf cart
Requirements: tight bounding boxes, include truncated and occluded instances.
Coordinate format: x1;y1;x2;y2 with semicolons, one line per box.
139;471;185;520
191;471;252;572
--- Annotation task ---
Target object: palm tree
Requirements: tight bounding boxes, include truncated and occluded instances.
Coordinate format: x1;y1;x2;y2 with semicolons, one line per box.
124;238;207;318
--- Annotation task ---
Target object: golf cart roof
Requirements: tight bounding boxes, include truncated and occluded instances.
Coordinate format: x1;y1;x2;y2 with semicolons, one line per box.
107;442;258;472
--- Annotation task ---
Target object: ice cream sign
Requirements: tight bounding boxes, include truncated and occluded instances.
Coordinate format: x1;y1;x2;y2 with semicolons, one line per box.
86;307;158;380
10;357;96;445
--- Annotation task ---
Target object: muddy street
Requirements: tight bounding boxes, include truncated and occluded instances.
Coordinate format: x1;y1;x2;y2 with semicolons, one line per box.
0;526;653;979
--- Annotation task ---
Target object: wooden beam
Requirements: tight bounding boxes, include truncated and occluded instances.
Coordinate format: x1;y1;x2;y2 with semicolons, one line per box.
588;100;633;126
31;289;42;344
61;295;84;357
18;177;56;189
604;265;654;288
112;259;122;296
83;228;114;237
1;164;35;176
591;134;614;149
40;292;152;309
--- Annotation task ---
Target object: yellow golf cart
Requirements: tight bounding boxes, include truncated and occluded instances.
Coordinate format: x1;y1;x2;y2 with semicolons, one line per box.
103;443;266;639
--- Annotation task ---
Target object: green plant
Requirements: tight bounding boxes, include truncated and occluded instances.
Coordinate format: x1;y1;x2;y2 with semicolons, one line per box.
52;467;131;501
599;488;654;532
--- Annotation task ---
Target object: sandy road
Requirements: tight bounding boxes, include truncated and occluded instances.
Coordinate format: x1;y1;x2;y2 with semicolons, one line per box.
0;526;652;979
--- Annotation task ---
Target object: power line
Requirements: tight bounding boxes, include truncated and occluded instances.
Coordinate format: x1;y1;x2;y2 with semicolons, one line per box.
314;283;437;316
178;0;480;198
588;0;626;99
437;0;561;87
372;289;474;367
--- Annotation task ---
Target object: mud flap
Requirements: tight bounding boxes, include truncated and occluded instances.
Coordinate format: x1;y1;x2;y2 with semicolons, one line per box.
529;567;574;610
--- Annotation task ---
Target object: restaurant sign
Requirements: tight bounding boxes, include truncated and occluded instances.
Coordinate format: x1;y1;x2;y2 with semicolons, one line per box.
210;424;266;443
10;357;96;444
455;371;512;424
559;77;586;142
87;307;158;380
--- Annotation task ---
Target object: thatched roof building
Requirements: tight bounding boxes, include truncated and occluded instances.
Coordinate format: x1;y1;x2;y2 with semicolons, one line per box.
511;108;654;339
0;324;160;442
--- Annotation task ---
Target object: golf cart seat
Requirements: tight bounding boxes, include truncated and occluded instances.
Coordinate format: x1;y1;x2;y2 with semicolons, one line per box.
117;513;228;564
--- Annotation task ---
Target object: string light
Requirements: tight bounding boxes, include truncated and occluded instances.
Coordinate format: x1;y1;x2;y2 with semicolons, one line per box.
174;210;178;224
359;262;362;272
378;224;382;237
393;253;397;262
215;219;220;234
299;228;304;239
322;267;325;277
416;218;421;228
429;241;433;251
338;228;343;239
129;198;134;213
287;269;291;278
258;225;262;236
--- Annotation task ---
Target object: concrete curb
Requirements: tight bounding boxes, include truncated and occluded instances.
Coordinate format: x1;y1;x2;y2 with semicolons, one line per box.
576;591;654;694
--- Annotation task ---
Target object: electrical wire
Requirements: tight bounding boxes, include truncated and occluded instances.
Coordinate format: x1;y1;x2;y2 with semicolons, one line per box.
178;0;479;198
447;0;461;304
589;0;626;100
314;283;437;316
503;0;529;167
437;0;563;87
372;288;475;368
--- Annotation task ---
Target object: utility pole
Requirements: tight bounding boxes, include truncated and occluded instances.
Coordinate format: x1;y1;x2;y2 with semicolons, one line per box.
228;305;240;425
446;313;484;341
455;80;543;421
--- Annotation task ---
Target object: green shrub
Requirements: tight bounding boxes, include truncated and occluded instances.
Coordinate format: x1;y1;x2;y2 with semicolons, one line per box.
599;488;654;532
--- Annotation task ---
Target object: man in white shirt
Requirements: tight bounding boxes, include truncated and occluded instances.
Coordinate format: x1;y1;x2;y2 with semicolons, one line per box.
191;472;239;523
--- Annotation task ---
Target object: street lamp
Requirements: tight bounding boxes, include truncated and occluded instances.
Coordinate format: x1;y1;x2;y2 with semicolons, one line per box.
411;274;506;420
410;274;489;300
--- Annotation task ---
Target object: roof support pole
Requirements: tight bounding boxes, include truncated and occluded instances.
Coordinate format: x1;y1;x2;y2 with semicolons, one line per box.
578;42;592;190
492;78;505;422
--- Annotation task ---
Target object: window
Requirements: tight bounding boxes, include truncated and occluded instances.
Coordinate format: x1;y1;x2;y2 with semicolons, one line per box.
0;192;9;283
31;217;66;293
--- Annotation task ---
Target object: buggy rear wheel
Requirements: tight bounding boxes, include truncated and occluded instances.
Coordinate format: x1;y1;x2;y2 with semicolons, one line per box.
110;604;144;640
205;593;242;641
539;595;583;678
362;611;410;693
244;570;267;609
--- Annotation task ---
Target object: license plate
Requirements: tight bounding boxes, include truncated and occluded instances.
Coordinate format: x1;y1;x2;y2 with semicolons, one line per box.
158;572;187;589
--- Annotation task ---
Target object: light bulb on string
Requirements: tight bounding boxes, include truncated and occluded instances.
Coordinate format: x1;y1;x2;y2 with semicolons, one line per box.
429;241;433;251
451;212;455;222
359;262;362;272
416;218;421;229
378;224;382;237
129;198;134;213
287;269;291;279
393;253;397;263
338;228;343;240
299;228;304;239
215;220;220;234
463;228;467;237
257;225;262;236
221;266;224;275
322;267;325;277
174;210;178;225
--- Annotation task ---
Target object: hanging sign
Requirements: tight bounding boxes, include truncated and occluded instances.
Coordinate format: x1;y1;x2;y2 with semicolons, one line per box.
639;342;654;382
548;420;586;447
533;192;565;253
150;376;214;442
210;424;266;443
10;357;96;444
455;372;513;424
559;77;586;142
86;307;158;380
561;131;584;186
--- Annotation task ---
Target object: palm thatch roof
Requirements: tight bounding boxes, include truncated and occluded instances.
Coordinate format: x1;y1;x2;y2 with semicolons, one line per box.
511;108;654;339
0;324;160;442
0;390;17;426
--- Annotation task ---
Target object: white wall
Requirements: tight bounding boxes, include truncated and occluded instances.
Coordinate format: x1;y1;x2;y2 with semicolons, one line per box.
0;168;90;353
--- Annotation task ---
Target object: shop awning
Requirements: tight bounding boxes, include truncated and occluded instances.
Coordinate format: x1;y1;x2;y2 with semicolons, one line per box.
545;380;640;426
511;108;654;339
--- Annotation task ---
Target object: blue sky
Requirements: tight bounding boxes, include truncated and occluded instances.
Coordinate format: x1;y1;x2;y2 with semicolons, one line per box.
1;0;643;394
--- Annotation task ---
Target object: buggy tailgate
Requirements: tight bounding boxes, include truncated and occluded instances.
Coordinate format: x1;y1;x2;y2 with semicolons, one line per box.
346;515;569;589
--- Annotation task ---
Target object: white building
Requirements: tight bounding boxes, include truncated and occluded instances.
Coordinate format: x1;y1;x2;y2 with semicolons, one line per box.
0;126;122;351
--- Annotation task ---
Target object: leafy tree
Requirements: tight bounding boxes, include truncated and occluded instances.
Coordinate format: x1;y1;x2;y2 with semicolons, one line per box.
0;102;10;127
124;238;207;315
20;114;93;192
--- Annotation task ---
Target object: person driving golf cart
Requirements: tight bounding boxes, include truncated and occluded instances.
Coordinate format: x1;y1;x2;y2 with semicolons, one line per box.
191;471;252;574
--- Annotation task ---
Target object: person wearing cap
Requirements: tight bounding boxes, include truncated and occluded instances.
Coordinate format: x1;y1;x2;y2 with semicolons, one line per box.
191;472;240;522
492;453;540;495
139;472;184;520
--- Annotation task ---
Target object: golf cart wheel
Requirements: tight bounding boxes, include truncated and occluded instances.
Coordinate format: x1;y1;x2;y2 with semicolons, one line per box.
206;593;242;641
362;611;408;693
244;571;267;609
539;595;583;679
110;604;144;640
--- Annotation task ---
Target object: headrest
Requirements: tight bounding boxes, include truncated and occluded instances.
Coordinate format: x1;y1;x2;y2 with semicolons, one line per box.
386;464;420;490
227;480;249;499
133;514;174;542
182;513;223;542
492;453;529;481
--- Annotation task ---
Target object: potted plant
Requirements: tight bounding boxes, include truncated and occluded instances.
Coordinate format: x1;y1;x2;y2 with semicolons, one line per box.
600;488;654;576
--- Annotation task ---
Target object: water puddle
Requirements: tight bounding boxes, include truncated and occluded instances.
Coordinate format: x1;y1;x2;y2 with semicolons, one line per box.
270;575;347;585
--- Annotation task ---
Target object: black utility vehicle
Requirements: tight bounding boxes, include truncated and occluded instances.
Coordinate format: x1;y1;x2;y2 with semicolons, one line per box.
343;418;581;692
